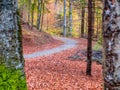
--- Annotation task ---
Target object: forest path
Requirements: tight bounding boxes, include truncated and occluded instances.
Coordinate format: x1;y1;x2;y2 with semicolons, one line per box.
24;37;78;59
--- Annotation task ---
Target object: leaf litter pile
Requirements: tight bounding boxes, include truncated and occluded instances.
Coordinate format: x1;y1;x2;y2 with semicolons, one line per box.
24;38;103;90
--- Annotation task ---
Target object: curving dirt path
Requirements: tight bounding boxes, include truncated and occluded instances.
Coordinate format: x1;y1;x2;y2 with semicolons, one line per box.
24;37;78;59
25;38;103;90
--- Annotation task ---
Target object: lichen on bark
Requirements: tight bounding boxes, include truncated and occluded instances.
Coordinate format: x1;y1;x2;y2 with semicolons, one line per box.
0;0;27;89
103;0;120;89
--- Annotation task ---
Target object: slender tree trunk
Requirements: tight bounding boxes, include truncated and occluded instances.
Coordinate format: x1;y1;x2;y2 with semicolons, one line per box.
103;0;120;89
86;0;93;76
96;8;100;39
92;0;95;36
36;0;41;30
63;0;67;37
31;0;35;27
54;0;58;10
96;16;99;39
69;0;72;36
46;13;49;30
40;0;44;31
40;13;44;31
28;0;31;26
85;12;88;38
78;8;81;35
81;6;85;38
0;0;27;89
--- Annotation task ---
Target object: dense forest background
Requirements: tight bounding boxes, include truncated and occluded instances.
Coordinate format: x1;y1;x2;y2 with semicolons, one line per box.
1;0;120;90
19;0;102;39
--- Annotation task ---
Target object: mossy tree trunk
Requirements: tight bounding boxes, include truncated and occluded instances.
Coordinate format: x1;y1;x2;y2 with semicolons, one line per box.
0;0;27;89
103;0;120;89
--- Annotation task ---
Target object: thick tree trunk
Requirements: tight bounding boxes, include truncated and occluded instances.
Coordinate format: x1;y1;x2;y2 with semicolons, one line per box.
103;0;120;89
69;0;72;36
81;6;85;38
86;0;93;76
0;0;27;89
63;0;67;37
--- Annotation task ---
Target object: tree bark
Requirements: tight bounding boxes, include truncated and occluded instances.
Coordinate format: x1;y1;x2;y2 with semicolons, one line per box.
36;0;41;30
0;0;27;89
92;0;95;36
28;0;31;26
63;0;67;37
103;0;120;89
81;6;85;38
31;0;35;27
40;0;44;31
86;0;93;76
69;0;72;36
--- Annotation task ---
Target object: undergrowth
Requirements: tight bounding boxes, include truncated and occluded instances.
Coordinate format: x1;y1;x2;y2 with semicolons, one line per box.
0;59;27;90
93;35;102;50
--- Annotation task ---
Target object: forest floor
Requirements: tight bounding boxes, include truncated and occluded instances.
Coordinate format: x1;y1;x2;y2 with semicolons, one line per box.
24;37;78;59
22;25;63;54
23;27;103;90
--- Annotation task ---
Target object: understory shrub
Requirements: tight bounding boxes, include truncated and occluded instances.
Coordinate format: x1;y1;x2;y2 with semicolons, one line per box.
0;63;27;90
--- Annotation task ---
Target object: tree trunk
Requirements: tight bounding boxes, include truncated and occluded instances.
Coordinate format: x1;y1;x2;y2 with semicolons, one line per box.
36;0;41;30
28;0;31;26
0;0;27;89
96;1;99;39
63;0;67;37
46;13;49;30
54;0;58;10
96;16;99;39
92;0;95;36
40;0;44;31
40;12;44;31
31;0;35;27
69;0;72;36
103;0;120;89
81;6;85;38
86;0;93;76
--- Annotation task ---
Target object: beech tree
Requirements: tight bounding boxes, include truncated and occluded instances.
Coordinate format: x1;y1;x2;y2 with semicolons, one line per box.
63;0;67;37
0;0;27;89
103;0;120;89
28;0;31;25
69;0;73;36
36;0;41;30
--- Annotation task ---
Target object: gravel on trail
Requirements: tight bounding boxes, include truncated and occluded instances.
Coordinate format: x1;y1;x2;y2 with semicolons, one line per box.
24;37;78;59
